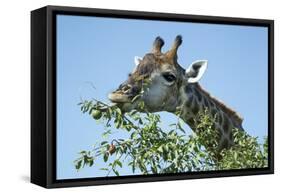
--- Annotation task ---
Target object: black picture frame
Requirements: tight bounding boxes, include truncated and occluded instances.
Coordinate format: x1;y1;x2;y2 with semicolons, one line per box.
31;5;274;188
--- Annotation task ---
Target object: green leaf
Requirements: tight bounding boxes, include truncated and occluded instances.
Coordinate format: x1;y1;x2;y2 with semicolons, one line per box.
103;153;109;162
116;107;122;115
177;120;186;134
113;169;120;176
75;160;82;170
101;141;108;145
157;146;163;153
79;151;87;155
88;159;94;167
115;160;122;168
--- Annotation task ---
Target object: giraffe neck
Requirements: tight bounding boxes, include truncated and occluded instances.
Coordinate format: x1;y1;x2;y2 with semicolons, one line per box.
177;83;243;152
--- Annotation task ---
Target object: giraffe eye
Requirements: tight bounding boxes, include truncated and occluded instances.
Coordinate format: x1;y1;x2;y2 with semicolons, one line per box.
163;73;176;82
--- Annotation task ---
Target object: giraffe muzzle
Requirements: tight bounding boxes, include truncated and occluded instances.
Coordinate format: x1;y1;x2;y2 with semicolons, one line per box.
108;91;131;103
109;83;140;103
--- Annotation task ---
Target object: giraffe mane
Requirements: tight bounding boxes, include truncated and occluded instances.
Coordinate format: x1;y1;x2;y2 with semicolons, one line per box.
194;83;243;125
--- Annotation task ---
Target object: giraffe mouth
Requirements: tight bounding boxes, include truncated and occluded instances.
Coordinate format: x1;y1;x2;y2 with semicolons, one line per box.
108;92;136;113
108;92;131;103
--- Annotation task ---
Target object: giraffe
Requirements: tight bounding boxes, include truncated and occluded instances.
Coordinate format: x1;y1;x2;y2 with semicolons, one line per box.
108;35;244;154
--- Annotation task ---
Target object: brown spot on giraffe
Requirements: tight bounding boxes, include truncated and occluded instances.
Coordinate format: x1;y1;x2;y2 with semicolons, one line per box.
211;108;217;118
185;94;194;107
223;115;230;133
209;101;215;108
200;94;209;108
193;87;202;102
217;112;223;124
191;100;200;115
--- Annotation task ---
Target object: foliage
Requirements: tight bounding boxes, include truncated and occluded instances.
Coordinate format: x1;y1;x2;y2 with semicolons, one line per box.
74;99;268;176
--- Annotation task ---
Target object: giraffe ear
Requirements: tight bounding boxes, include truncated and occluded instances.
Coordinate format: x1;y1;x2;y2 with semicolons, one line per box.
134;56;142;66
185;60;208;83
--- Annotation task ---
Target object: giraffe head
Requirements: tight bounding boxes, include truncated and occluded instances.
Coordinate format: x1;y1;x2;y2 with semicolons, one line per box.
108;35;208;113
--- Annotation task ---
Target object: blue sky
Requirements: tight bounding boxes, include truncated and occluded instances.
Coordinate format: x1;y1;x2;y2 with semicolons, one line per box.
56;15;268;180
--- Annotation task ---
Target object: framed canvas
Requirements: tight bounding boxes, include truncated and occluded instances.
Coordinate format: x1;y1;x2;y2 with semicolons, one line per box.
31;5;274;188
